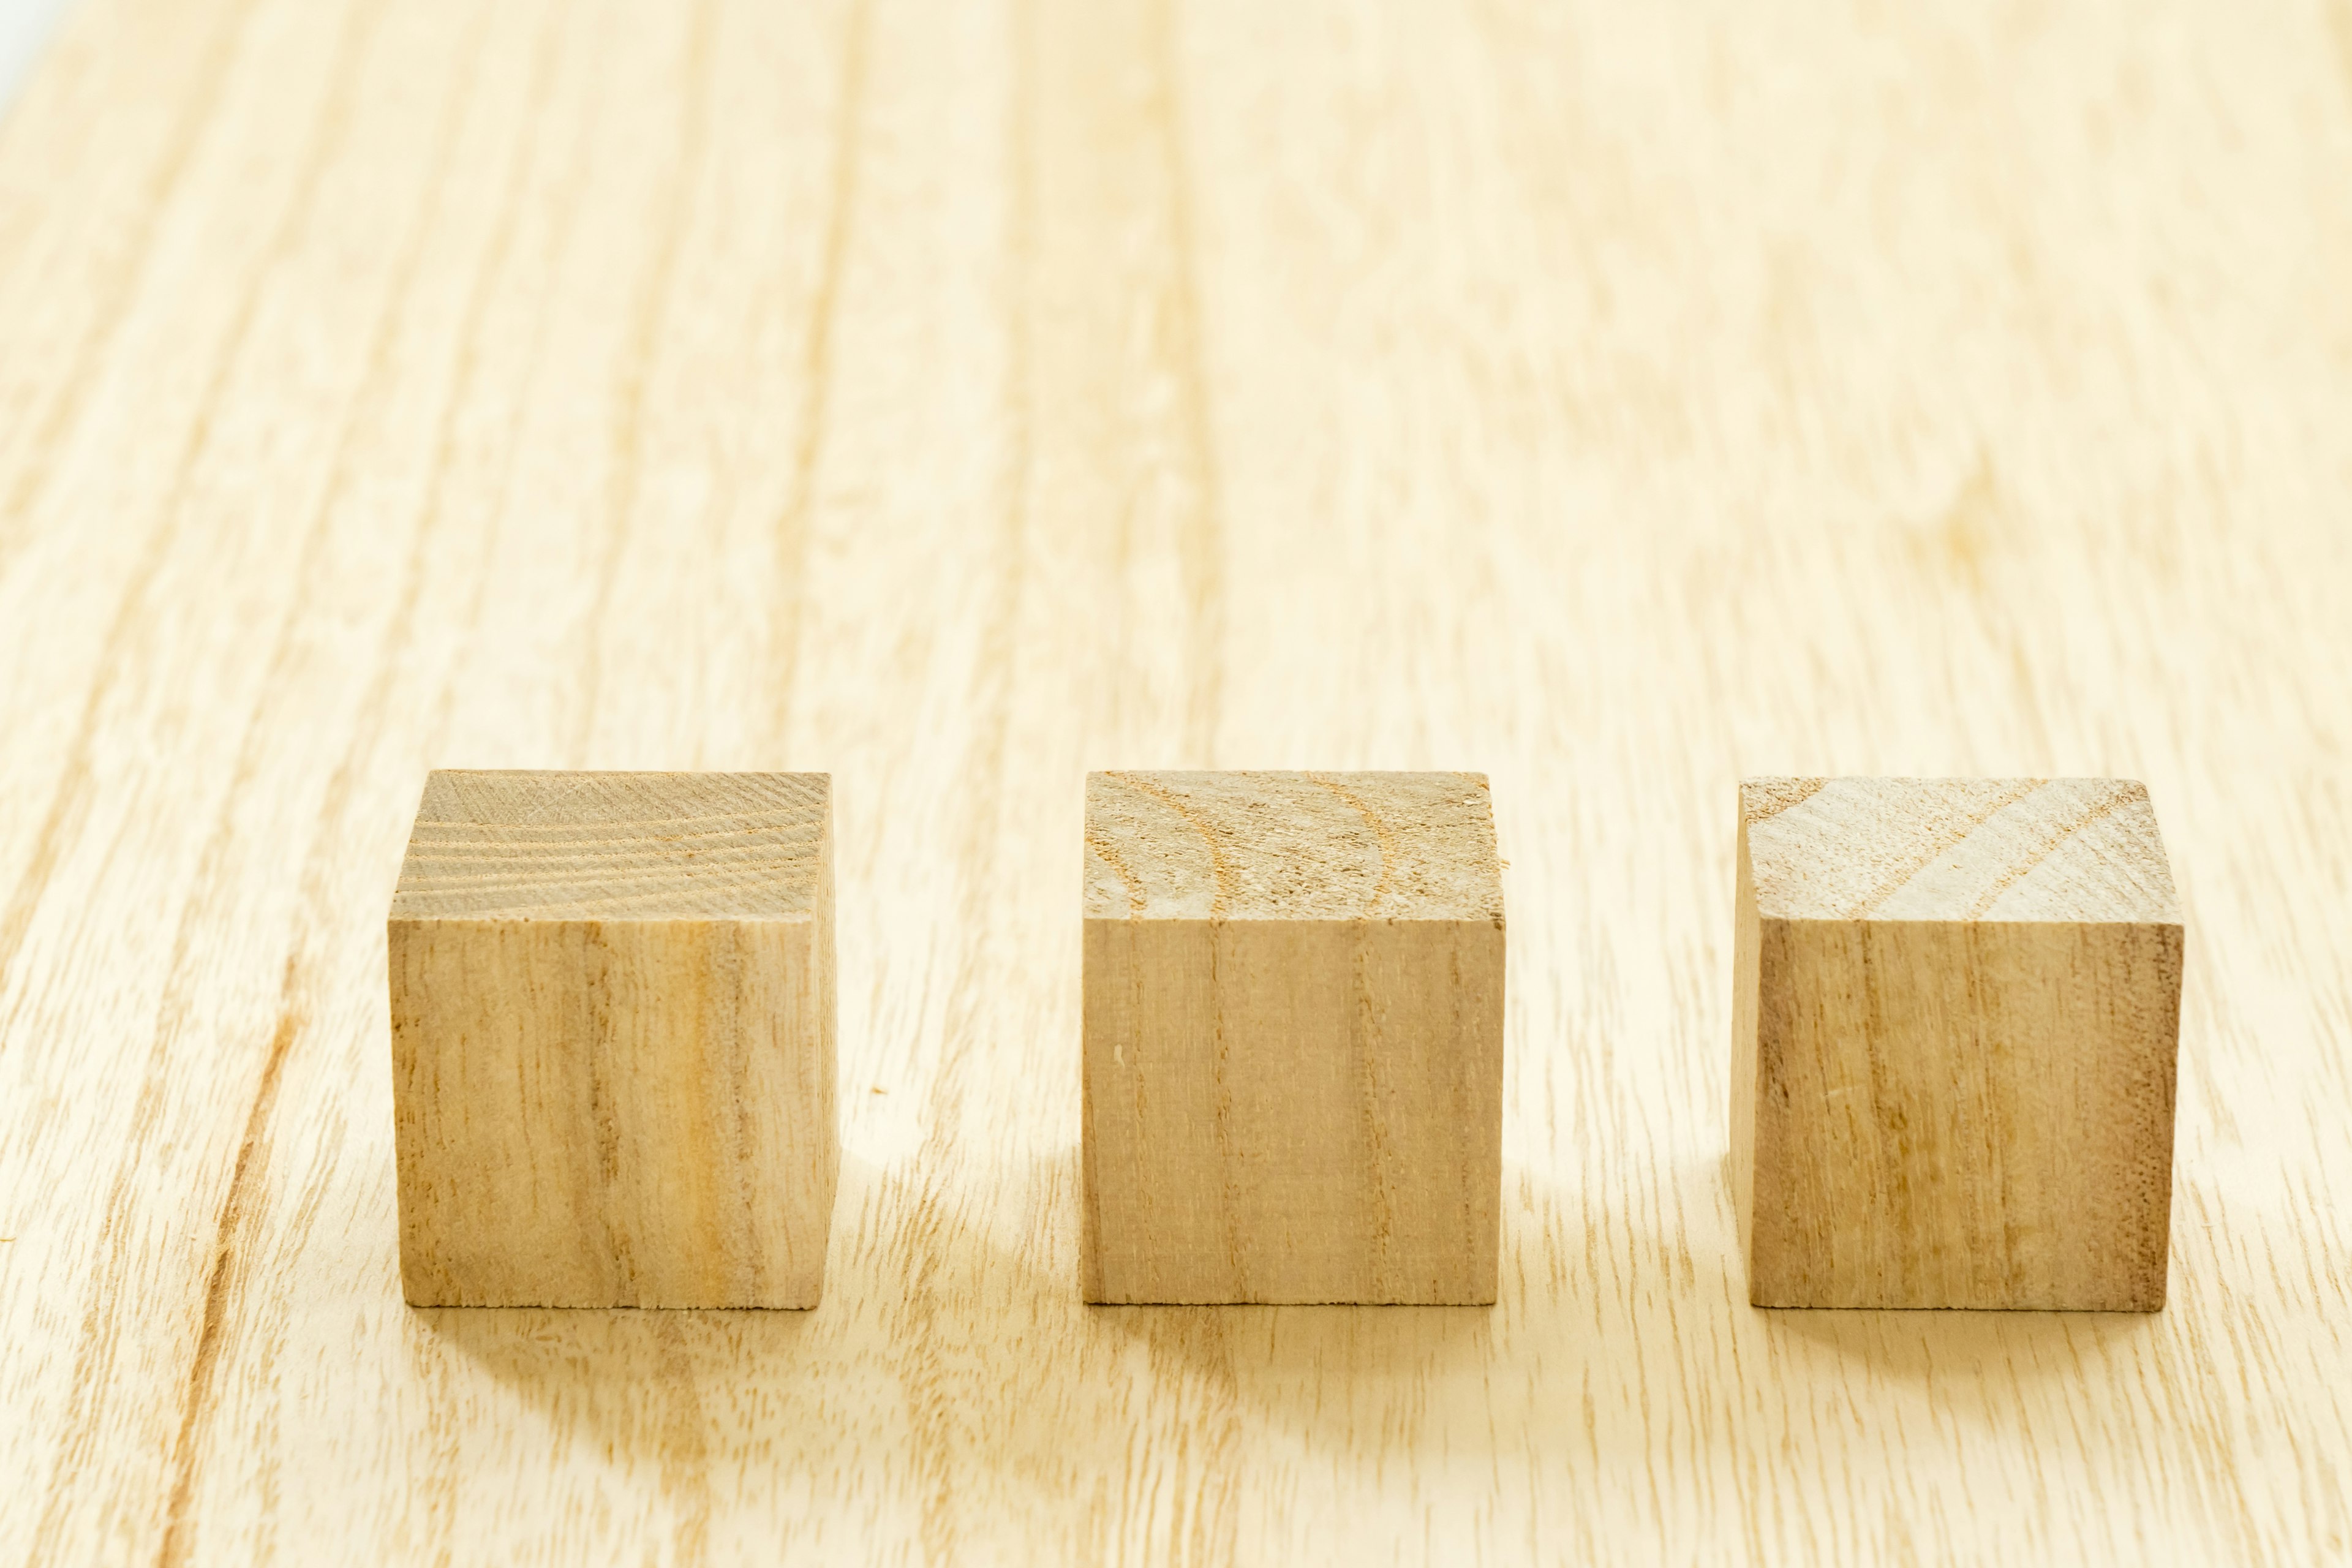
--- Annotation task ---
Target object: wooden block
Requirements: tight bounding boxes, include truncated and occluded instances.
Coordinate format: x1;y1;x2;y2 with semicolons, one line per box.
388;771;837;1308
1081;771;1506;1304
1730;777;2185;1311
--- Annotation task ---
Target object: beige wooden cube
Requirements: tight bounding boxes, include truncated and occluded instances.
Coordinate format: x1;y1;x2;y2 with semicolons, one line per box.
388;771;837;1308
1731;777;2185;1311
1082;771;1506;1304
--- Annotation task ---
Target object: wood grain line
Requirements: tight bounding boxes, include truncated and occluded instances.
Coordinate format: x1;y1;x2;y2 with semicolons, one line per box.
571;0;717;766
901;9;1036;1482
1961;785;2139;919
652;1318;712;1564
410;0;603;773
1740;778;1826;827
1308;773;1400;914
402;831;815;858
1146;0;1224;766
412;802;827;834
2329;0;2352;106
1084;829;1148;915
155;994;303;1568
769;0;873;760
960;0;1036;865
1107;772;1239;916
1845;780;2040;918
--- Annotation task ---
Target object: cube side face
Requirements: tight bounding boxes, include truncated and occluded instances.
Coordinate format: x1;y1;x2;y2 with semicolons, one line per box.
1083;916;1504;1304
1728;818;1763;1275
1747;917;2182;1310
390;912;836;1308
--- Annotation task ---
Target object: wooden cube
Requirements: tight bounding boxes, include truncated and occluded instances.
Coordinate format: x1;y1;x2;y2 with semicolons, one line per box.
1730;777;2185;1311
388;771;837;1308
1081;771;1506;1304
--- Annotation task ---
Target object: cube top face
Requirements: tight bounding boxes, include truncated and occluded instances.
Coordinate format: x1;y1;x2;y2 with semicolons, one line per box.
1740;777;2179;926
391;770;829;922
1084;771;1501;922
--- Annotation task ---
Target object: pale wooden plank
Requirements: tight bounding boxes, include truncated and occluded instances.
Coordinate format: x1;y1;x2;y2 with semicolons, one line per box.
0;0;2345;1562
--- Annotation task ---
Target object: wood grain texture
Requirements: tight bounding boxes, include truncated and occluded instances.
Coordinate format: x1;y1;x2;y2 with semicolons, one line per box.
1081;771;1504;1304
390;770;837;1308
2;0;2351;1562
1730;777;2182;1311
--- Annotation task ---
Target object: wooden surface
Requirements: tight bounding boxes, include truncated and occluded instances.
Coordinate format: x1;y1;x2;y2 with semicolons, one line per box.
390;771;837;1308
1731;777;2183;1311
391;771;835;920
1081;771;1504;1304
1;0;2350;1561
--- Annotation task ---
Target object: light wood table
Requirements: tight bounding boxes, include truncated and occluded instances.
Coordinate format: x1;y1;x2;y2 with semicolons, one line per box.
3;1;2348;1562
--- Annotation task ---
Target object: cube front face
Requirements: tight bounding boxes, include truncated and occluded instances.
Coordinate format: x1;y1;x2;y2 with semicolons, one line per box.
1081;771;1505;1305
1730;778;2184;1311
388;771;837;1309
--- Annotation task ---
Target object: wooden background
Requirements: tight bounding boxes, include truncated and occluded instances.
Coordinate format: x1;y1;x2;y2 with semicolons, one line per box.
2;0;2348;1561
